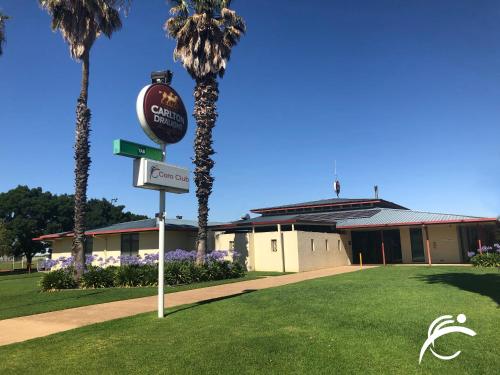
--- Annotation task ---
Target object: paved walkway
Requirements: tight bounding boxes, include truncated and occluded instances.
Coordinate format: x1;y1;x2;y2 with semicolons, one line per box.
0;265;376;346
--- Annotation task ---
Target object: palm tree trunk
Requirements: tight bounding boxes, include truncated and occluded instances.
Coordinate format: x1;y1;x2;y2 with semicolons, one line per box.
193;75;219;265
72;51;91;281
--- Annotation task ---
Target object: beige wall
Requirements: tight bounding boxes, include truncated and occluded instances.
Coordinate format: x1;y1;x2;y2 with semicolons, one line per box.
216;229;352;272
399;227;413;263
388;224;461;264
296;231;351;272
215;230;301;272
51;237;73;259
50;230;201;264
426;224;462;263
214;232;251;268
253;231;301;272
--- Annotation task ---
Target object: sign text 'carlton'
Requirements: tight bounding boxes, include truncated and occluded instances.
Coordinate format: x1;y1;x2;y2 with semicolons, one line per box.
136;83;188;145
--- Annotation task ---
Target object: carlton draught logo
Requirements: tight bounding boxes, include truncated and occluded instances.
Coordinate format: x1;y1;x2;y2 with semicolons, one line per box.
137;83;188;145
160;90;179;108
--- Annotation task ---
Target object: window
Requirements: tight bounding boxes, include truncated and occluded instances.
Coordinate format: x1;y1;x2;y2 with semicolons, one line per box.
121;233;139;257
311;239;315;252
271;239;278;252
229;241;235;251
325;239;329;251
84;237;93;256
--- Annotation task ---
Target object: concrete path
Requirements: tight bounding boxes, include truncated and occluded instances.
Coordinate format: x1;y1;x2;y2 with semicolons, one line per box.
0;265;375;346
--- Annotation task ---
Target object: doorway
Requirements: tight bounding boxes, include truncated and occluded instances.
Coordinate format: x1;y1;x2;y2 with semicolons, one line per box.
410;228;425;262
351;230;402;264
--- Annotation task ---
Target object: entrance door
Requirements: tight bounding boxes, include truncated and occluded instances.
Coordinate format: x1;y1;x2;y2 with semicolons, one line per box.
410;228;425;262
383;229;403;263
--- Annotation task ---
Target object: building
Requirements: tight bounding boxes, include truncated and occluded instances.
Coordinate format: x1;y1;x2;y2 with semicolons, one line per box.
35;198;498;272
211;198;498;272
34;218;218;260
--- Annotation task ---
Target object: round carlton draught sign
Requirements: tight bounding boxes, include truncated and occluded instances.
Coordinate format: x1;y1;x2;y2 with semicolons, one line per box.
136;83;188;145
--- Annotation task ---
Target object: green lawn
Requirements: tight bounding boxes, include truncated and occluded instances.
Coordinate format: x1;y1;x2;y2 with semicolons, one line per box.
1;266;498;374
0;271;282;320
0;257;45;271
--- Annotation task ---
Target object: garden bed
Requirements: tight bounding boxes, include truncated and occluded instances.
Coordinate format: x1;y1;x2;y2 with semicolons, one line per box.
40;250;245;291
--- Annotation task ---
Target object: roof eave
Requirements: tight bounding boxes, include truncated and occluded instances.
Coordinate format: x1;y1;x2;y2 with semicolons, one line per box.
337;217;498;229
210;219;336;231
33;225;199;241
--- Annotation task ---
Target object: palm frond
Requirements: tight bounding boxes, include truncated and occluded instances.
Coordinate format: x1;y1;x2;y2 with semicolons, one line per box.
0;12;9;56
165;0;246;79
39;0;122;60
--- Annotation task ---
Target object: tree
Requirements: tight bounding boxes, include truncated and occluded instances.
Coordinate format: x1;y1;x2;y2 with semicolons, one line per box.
0;186;148;269
165;0;246;263
39;0;123;280
0;12;8;56
86;198;148;229
0;186;55;269
0;220;12;257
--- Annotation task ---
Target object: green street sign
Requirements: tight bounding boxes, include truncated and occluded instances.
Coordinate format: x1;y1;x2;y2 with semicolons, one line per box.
113;139;163;161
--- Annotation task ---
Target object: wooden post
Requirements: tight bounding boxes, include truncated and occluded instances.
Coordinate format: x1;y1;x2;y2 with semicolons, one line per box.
424;225;432;266
381;231;386;266
477;225;482;253
359;252;363;269
277;224;285;273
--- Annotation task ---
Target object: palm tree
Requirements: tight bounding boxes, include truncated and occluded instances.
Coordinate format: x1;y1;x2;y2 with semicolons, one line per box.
39;0;122;280
165;0;246;264
0;12;9;56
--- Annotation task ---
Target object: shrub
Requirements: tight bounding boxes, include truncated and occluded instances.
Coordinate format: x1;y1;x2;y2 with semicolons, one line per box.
39;250;246;291
140;264;158;286
80;266;116;289
470;252;500;268
115;265;144;287
40;268;77;291
204;260;230;281
229;261;246;279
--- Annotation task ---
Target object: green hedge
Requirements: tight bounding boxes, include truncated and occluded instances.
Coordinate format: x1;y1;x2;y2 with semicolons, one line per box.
40;261;246;291
470;252;500;268
39;268;78;291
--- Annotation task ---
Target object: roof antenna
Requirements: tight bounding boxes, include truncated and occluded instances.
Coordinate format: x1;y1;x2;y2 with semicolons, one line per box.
333;160;341;198
374;185;379;199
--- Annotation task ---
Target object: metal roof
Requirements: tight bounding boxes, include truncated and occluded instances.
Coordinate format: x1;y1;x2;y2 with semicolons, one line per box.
34;218;225;241
335;209;496;228
250;198;407;214
210;209;381;230
210;208;497;230
89;218;199;232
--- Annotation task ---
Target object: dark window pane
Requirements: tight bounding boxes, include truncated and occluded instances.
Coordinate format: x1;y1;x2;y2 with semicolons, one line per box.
84;237;93;256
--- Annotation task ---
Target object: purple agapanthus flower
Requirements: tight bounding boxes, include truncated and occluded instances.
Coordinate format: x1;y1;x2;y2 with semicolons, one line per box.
42;258;58;270
467;251;476;258
205;250;228;262
59;256;75;269
85;254;98;265
118;255;143;266
165;249;196;262
143;253;159;265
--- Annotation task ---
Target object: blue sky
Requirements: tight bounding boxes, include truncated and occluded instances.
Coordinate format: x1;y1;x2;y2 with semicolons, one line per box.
0;0;499;221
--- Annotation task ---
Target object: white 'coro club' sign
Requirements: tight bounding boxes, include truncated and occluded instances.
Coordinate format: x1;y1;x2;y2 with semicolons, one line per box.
133;158;189;193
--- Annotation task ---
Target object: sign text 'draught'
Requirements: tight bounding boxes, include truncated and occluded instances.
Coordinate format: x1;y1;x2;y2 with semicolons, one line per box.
133;158;189;193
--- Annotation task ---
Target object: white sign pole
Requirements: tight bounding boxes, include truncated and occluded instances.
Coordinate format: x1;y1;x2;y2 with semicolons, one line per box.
158;144;166;318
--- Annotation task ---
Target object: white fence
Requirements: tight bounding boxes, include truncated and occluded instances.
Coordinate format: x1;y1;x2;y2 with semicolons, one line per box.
0;256;48;271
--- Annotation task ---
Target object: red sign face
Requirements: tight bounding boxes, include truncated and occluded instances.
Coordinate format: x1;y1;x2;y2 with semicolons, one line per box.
136;83;188;145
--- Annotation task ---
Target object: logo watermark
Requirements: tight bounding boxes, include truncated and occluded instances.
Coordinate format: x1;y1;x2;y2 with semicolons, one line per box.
419;314;476;364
